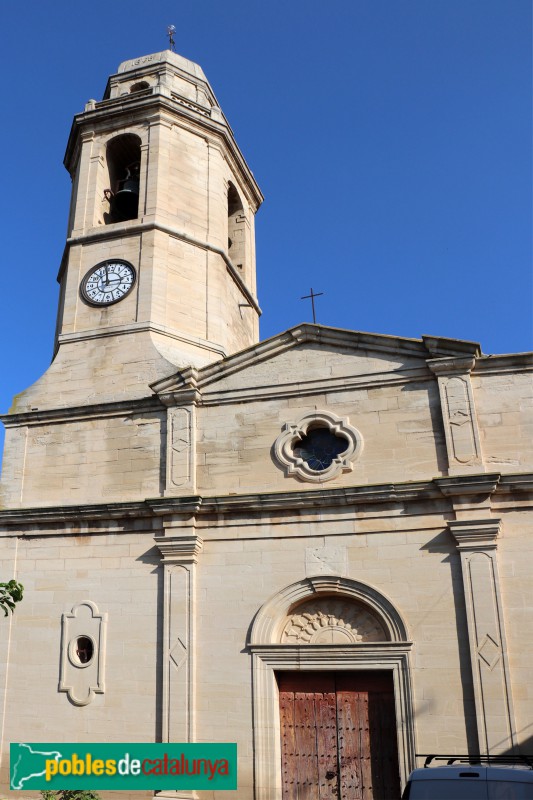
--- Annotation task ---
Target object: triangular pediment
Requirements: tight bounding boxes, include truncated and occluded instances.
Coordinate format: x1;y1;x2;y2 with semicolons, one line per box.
151;323;481;403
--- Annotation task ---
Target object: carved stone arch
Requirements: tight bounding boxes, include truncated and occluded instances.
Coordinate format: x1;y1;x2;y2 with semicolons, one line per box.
248;576;415;798
101;128;146;149
249;575;409;647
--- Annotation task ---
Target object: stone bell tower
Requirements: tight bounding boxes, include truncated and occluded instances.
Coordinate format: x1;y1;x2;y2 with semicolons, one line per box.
15;50;263;413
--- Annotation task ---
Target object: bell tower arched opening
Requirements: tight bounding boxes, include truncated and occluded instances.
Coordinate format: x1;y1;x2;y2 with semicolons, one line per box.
104;133;141;224
129;81;150;93
227;181;247;274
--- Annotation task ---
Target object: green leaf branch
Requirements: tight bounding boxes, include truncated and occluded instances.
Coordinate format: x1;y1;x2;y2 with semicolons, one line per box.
0;580;24;616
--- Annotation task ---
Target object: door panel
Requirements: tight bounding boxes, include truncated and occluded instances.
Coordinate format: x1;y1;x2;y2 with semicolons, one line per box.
278;671;401;800
315;691;338;799
280;689;297;800
337;690;369;799
294;691;319;799
368;690;401;800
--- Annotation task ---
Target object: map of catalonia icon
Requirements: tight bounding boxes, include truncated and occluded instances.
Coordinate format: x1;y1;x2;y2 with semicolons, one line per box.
11;743;63;790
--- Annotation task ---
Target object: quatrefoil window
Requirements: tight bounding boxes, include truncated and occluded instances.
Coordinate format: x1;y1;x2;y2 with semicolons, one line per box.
293;428;348;471
275;411;362;482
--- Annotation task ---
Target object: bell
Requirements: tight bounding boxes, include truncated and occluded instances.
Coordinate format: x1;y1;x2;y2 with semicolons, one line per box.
111;163;140;221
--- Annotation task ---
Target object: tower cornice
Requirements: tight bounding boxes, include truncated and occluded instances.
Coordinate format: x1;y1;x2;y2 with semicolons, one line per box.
56;219;261;314
64;84;263;210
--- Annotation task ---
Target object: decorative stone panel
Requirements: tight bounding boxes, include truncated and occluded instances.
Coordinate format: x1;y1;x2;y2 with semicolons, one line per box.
427;357;483;474
59;601;107;706
167;407;193;491
305;545;347;576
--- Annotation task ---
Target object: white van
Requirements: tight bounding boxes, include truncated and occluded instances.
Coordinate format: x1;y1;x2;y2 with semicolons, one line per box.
402;761;533;799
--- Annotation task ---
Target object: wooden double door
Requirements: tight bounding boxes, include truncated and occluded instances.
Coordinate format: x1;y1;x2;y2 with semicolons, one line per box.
278;671;401;800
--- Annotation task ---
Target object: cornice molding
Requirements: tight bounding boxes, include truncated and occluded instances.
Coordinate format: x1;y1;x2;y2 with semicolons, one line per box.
473;353;533;374
149;367;199;396
1;397;163;428
422;335;481;358
154;534;203;563
497;473;533;493
0;501;154;529
427;356;476;376
157;389;202;408
448;518;502;550
435;474;501;498
148;481;440;516
247;644;414;665
1;473;532;532
57;320;227;357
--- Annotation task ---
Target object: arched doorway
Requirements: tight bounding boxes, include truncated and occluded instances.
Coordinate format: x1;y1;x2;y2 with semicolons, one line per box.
248;576;416;800
277;670;399;799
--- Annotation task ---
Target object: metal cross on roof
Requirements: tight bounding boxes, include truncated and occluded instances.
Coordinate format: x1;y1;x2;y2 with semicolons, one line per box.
300;287;324;324
167;25;176;52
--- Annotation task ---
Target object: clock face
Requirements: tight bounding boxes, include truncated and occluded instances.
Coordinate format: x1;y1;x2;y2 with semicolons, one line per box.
80;260;136;306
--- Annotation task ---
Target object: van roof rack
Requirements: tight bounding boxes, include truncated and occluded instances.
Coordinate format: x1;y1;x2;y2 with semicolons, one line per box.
417;754;533;769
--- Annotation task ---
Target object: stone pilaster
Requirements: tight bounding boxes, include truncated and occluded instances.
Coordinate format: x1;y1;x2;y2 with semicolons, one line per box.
71;130;95;233
435;473;500;520
449;519;516;754
154;533;202;800
428;357;483;475
144;116;173;221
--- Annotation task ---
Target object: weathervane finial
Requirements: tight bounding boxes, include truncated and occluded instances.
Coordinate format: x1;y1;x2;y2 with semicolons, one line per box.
167;25;176;52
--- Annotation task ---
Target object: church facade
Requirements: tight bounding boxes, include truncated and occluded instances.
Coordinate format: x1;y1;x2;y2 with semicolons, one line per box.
1;50;532;800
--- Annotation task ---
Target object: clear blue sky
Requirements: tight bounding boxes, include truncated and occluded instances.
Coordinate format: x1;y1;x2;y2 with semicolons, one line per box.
0;0;531;456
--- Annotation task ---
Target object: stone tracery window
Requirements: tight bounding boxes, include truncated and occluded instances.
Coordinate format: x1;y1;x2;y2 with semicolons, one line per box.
293;427;348;472
274;411;362;482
